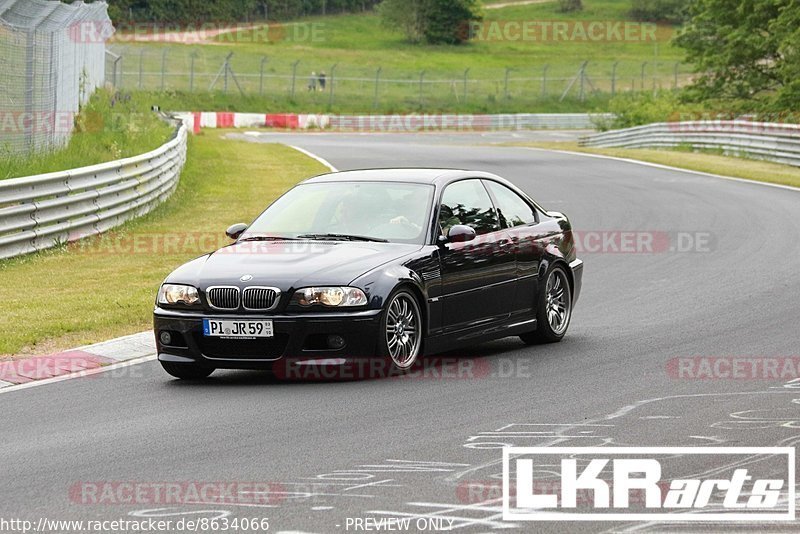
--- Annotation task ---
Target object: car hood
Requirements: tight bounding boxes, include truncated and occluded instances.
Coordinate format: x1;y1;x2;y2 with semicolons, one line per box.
167;241;423;291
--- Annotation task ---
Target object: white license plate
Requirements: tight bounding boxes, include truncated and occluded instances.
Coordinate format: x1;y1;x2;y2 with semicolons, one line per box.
203;319;273;338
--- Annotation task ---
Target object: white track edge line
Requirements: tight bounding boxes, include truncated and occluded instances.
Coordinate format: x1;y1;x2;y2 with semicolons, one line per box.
0;355;158;395
288;145;338;172
521;146;800;193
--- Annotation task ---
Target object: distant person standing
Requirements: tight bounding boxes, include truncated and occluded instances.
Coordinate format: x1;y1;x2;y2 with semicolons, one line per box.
308;72;317;92
318;71;327;91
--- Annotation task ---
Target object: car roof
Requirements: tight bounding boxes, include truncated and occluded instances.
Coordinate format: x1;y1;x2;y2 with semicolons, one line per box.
301;168;506;186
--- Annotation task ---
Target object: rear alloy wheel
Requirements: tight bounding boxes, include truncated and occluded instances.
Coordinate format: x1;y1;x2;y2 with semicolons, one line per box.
380;290;423;371
520;264;573;345
160;361;214;380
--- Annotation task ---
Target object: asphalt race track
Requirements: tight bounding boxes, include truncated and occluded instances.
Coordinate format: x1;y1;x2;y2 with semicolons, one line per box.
2;132;800;532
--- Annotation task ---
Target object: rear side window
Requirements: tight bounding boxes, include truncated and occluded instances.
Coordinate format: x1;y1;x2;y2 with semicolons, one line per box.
484;181;537;228
439;180;500;236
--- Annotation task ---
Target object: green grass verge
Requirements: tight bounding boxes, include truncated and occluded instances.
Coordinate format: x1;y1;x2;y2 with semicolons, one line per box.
0;131;326;356
110;0;686;114
513;141;800;189
0;90;174;180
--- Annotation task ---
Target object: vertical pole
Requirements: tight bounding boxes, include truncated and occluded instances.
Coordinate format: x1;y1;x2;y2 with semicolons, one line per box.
541;64;549;98
259;56;268;95
504;67;511;100
189;52;196;92
223;55;230;93
113;56;122;88
328;63;337;109
611;61;619;96
463;68;470;102
291;60;300;98
373;67;382;109
419;70;425;107
138;49;144;89
161;48;169;91
579;63;586;102
673;62;679;90
640;62;647;91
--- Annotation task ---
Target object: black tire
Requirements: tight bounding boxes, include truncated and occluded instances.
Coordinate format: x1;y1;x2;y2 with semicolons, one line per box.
520;264;573;345
160;361;214;380
377;289;424;373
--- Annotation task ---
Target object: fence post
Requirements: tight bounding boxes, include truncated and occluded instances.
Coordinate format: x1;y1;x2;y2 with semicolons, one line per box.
640;62;647;91
673;62;679;90
373;67;382;109
541;64;549;98
419;70;426;107
138;49;144;89
463;68;470;102
161;48;169;91
189;51;197;92
328;63;337;109
578;63;586;102
611;61;619;96
259;56;268;95
504;67;511;100
291;60;300;98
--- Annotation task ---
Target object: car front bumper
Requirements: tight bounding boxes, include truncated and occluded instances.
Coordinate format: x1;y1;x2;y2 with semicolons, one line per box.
569;258;584;305
154;307;382;370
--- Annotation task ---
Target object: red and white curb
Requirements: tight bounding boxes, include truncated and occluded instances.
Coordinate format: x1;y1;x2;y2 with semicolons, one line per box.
173;112;601;133
0;331;154;389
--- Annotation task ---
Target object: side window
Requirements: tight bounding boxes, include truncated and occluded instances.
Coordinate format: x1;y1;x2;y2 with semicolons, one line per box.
484;181;537;228
439;180;500;236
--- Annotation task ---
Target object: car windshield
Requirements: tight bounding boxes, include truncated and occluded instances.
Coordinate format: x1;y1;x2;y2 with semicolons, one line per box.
241;181;435;244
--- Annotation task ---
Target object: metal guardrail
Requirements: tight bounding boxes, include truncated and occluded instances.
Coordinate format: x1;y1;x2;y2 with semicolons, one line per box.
0;118;187;260
580;121;800;167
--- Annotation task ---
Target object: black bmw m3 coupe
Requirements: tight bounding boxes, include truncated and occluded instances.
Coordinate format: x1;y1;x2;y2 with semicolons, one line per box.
154;168;583;379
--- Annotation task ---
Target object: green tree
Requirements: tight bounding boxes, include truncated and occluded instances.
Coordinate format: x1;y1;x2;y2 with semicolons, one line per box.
379;0;482;44
629;0;688;24
557;0;583;12
674;0;799;107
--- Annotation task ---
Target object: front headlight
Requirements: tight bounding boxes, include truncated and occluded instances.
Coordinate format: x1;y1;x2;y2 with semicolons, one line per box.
294;287;368;307
157;284;200;306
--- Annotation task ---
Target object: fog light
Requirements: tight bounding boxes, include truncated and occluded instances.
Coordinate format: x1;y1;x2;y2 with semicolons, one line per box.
326;335;346;350
159;331;172;345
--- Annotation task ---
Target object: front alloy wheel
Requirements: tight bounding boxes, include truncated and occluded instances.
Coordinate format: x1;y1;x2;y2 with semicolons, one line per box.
381;290;423;370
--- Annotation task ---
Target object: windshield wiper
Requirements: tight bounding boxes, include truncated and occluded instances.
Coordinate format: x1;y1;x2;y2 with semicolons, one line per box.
238;235;300;242
297;233;389;243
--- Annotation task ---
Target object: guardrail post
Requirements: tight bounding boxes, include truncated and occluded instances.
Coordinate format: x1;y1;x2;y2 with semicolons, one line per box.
463;68;470;102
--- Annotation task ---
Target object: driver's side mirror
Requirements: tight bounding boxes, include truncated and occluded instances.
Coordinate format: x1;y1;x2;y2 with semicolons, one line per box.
439;224;476;245
226;223;248;240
